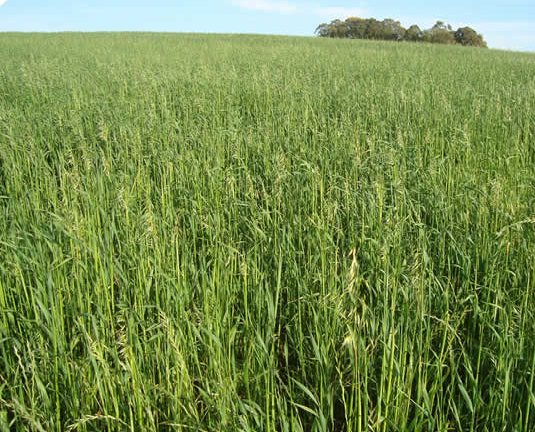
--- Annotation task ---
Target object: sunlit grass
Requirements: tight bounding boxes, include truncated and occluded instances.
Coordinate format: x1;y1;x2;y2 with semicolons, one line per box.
0;32;534;431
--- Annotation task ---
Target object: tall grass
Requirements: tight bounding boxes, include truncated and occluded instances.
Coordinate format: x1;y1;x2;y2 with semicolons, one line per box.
0;32;534;431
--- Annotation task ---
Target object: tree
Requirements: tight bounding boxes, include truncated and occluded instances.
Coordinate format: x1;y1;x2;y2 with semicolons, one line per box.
366;18;385;40
455;26;488;47
315;20;347;38
404;24;423;42
327;19;348;38
382;19;406;41
314;17;488;49
345;17;369;39
423;21;456;45
432;20;453;32
315;23;330;38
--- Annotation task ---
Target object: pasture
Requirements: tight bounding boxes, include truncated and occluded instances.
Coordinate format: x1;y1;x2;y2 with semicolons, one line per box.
0;33;535;431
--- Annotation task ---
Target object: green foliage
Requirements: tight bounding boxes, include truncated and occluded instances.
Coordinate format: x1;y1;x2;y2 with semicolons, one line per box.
405;24;423;42
423;21;457;45
455;27;488;48
381;18;406;40
315;23;330;37
316;17;488;48
0;33;534;431
345;16;369;39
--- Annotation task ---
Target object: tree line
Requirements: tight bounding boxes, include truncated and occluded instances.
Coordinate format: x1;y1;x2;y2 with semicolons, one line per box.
315;18;488;48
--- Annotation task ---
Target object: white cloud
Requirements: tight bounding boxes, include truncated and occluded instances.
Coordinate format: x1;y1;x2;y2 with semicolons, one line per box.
231;1;366;18
0;0;8;6
231;0;298;14
313;7;366;19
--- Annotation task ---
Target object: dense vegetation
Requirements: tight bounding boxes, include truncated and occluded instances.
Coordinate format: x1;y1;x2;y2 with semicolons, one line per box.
316;18;488;47
1;33;534;431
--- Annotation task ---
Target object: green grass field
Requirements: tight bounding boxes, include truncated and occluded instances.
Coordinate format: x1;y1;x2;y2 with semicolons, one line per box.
1;33;534;431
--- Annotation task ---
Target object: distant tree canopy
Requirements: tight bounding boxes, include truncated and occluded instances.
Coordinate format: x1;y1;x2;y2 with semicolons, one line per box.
315;18;488;48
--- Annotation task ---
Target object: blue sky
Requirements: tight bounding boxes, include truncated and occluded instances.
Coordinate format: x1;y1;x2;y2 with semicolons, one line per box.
0;0;533;52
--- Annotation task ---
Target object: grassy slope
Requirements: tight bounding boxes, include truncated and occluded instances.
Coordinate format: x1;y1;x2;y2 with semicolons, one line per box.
0;33;535;431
